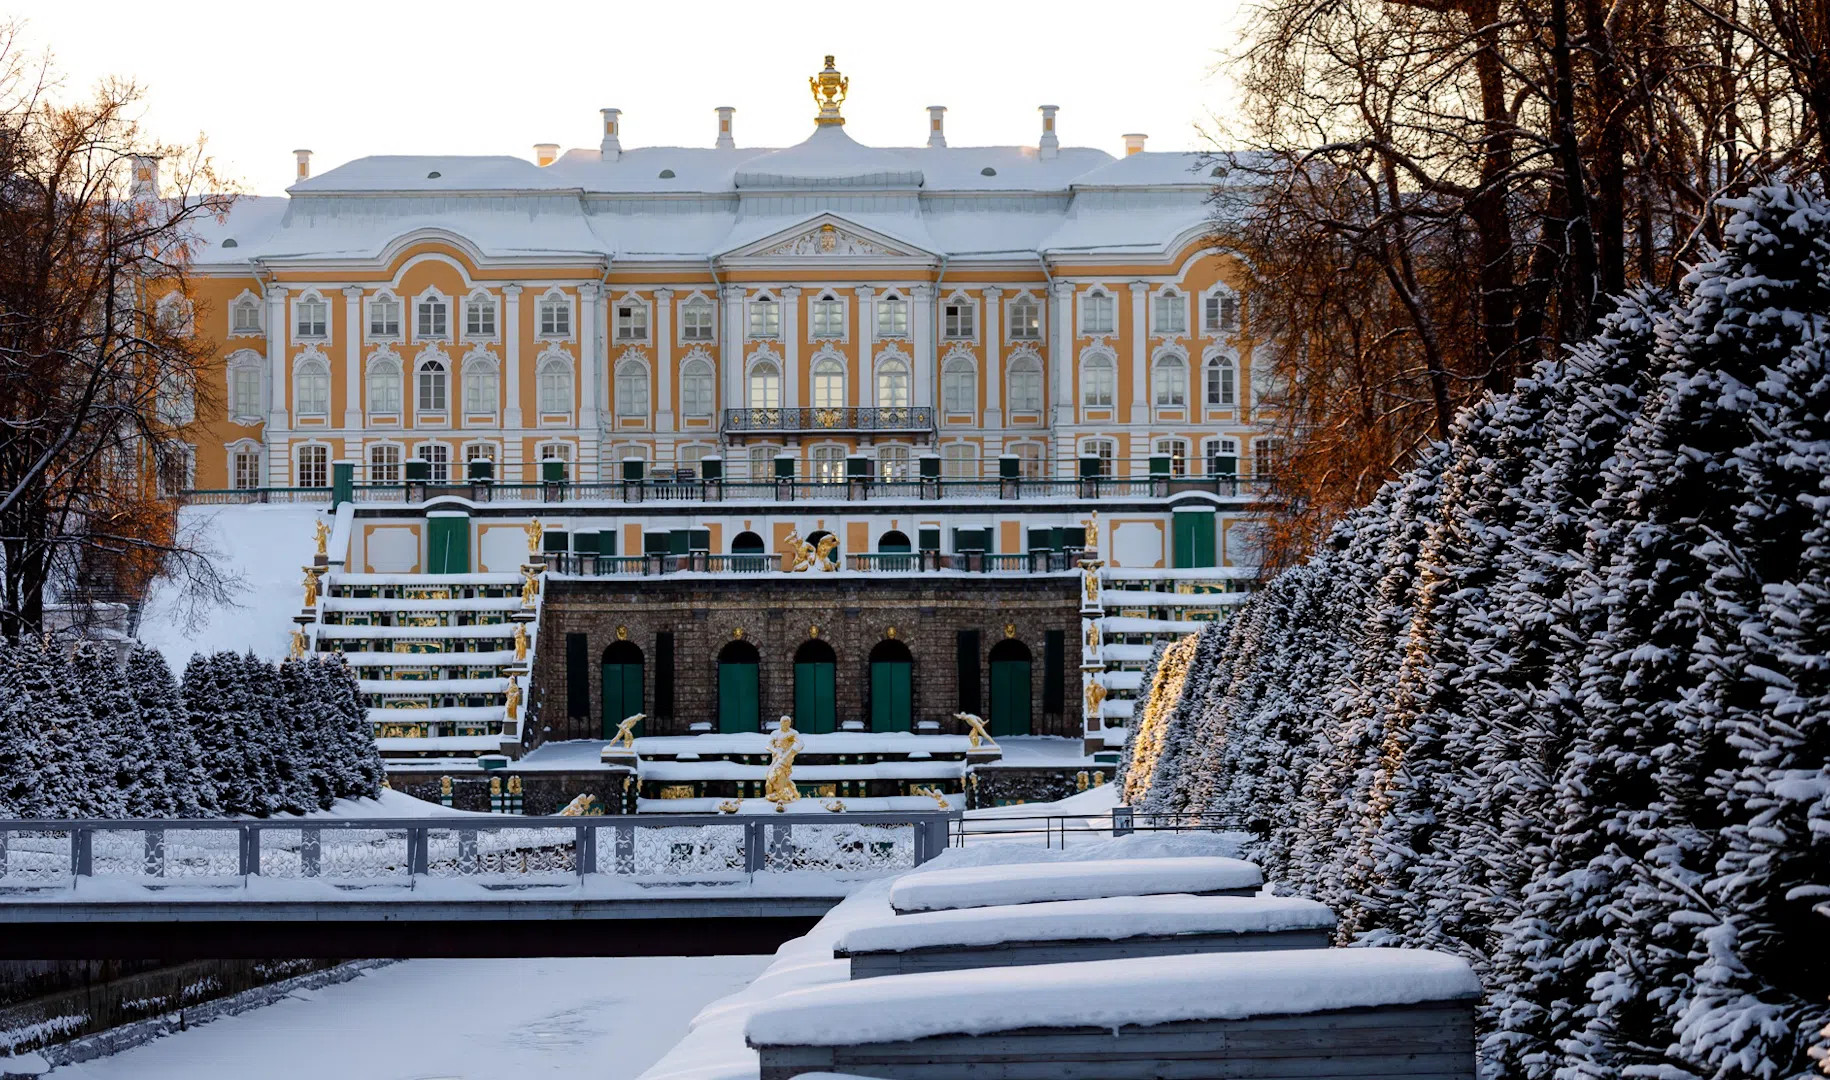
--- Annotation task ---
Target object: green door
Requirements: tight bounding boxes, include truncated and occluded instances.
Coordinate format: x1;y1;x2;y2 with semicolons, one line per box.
718;659;759;733
1172;510;1218;569
794;661;837;733
426;514;470;574
600;662;644;738
870;660;912;732
989;658;1032;737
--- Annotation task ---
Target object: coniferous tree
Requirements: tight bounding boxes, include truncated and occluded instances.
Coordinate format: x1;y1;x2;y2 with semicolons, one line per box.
126;644;214;817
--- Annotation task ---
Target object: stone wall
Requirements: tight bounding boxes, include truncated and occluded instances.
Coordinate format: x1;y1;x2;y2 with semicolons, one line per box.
386;768;634;815
531;573;1083;743
969;767;1115;809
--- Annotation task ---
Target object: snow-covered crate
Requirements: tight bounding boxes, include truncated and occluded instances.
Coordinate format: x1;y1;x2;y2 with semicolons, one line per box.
835;894;1335;978
886;856;1262;914
747;948;1479;1080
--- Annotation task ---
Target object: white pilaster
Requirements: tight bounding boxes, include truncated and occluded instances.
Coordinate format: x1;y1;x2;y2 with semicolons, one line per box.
781;286;801;409
1129;281;1150;424
502;285;523;430
341;286;362;429
654;288;675;432
264;284;289;485
982;286;1003;429
1050;280;1075;431
856;286;876;408
911;283;935;409
578;282;602;480
722;284;745;416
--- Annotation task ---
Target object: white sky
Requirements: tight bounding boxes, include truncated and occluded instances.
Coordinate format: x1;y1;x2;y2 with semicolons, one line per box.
14;0;1245;195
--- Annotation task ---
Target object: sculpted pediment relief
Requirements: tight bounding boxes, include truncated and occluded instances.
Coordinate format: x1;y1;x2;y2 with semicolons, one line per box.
756;222;902;257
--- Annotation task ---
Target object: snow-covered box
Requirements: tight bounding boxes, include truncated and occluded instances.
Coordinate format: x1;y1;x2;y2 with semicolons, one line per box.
885;856;1262;914
746;947;1479;1080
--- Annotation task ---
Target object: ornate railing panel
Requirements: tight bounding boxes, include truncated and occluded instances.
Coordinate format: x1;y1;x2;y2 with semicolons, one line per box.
721;406;936;434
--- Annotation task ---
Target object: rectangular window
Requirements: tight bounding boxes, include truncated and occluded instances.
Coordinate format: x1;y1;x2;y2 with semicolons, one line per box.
539;298;571;338
231;367;262;419
1009;299;1041;340
615;303;648;342
465;297;496;338
369;444;402;483
418;444;451;483
747;298;780;339
878;444;911;480
1081;292;1114;335
941;444;978;479
1084;439;1116;476
1156;438;1188;476
370;296;400;338
809;298;844;338
681;300;714;341
943;301;975;339
296;445;329;488
296;298;327;339
417;299;447;339
1205;293;1239;333
876;296;908;338
1154;293;1187;334
956;630;982;715
232;448;262;489
232;300;261;335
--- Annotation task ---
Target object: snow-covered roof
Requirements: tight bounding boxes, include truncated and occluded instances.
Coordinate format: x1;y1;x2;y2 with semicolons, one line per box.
834;894;1338;955
887;855;1264;913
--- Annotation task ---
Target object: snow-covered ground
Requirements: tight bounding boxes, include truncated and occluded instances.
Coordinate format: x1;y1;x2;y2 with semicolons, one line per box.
42;956;769;1080
138;504;325;666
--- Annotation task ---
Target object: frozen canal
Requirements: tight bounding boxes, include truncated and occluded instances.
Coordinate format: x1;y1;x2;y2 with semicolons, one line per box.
46;956;771;1080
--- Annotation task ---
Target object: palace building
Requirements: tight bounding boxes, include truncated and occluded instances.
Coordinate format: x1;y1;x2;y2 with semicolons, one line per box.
166;58;1271;807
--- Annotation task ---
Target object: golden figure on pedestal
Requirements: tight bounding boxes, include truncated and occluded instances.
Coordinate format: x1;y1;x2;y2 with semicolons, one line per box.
1084;677;1108;717
519;569;539;609
764;715;803;812
954;712;996;750
523;520;544;555
611;712;644;749
313;519;330;557
301;569;319;608
504;676;521;720
290;628;308;660
513;622;528;662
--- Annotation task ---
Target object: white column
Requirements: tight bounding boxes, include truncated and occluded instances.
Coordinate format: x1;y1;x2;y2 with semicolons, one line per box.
911;284;935;409
1050;280;1075;431
578;282;602;479
341;287;363;429
654;288;675;432
502;285;523;430
1129;281;1150;425
264;284;289;485
781;286;801;409
855;286;876;408
722;284;745;414
982;286;1002;429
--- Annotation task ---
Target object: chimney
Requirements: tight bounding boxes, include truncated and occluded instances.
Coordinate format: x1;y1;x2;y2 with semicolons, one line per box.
1037;105;1059;160
293;149;312;181
715;106;735;150
128;154;161;201
534;143;559;167
1123;133;1148;156
600;108;623;160
927;106;947;149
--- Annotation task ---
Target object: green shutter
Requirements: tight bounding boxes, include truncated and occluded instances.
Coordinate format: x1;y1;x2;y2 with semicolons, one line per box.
794;661;837;734
870;660;912;732
600;663;644;738
718;660;759;733
989;660;1032;737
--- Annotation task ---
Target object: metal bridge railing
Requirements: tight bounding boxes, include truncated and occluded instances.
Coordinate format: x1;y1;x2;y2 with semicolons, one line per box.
954;809;1244;849
0;812;957;893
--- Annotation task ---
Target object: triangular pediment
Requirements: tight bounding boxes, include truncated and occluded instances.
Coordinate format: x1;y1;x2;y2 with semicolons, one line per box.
721;214;932;261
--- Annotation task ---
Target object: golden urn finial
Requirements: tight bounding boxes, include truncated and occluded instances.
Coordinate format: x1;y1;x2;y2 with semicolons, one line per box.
810;55;849;126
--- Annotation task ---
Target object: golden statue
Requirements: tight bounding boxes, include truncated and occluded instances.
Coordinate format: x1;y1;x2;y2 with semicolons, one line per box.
1085;677;1108;717
313;519;330;557
781;529;817;573
954;711;996;750
1085;620;1101;653
809;55;849;126
718;798;742;814
764;715;803;811
289;627;308;659
1082;561;1104;603
814;533;839;571
1084;510;1099;554
513;622;528;662
504;675;521;720
611;712;644;749
440;775;453;797
301;568;319;608
523;519;544;555
519;568;539;608
912;785;950;810
824;799;846;813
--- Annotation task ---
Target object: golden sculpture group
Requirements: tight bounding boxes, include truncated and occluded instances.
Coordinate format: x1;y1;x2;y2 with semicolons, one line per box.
780;529;839;573
764;715;804;811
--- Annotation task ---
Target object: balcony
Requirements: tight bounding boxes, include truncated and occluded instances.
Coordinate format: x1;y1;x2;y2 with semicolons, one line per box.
721;406;935;439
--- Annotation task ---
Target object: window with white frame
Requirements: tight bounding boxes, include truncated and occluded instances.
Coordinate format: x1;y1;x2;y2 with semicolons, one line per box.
1155;438;1189;476
228;353;264;420
878;444;912;480
1204;290;1239;333
942;357;976;413
1205;354;1237;407
157;444;195;495
367;356;403;413
1153;290;1187;334
156;295;193;336
537;355;573;414
1081;290;1115;335
615;358;649;417
296;444;329;488
295;295;328;339
748;359;781;409
231;296;262;336
614;301;648;342
1013;442;1044;477
462;357;498;413
1081;353;1115;408
876;295;908;338
416;443;451;483
943;299;975;339
369;443;402;483
369;294;401;339
464;293;497;339
231;444;262;489
809;295;844;338
1082;438;1116;476
812;356;845;409
677;444;713;475
1009;296;1041;340
537;293;571;338
417;358;448;412
1250;346;1278;405
681;297;714;341
1253;437;1283;479
941;443;979;479
1153;353;1188;407
157;372;195;425
810;445;846;482
747;296;779;339
747;445;780;479
1007;355;1043;412
876;356;910;409
680;357;714;417
1204;437;1239;475
539;442;573;462
416;296;448;340
464;441;496;467
293;357;330;417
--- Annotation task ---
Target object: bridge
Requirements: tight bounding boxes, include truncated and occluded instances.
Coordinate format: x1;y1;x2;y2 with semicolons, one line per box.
0;811;954;959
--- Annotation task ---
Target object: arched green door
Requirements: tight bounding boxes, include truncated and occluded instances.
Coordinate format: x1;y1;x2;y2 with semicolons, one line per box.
988;638;1032;737
793;639;837;733
718;640;761;733
600;641;644;739
869;639;913;732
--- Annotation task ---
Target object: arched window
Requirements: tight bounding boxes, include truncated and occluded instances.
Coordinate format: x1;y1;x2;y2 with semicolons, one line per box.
1007;355;1043;412
1153;353;1187;406
368;293;401;339
876;294;908;338
538;355;574;414
681;297;714;342
464;291;497;339
747;295;779;339
536;292;571;338
417;358;448;412
1008;296;1041;341
615;358;649;417
1204;288;1240;333
368;443;402;483
462;356;499;413
942;357;976;413
748;359;781;409
230;295;262;336
809;293;845;338
680;356;714;417
293;357;330;417
1081;353;1115;407
367;355;403;413
812;356;845;409
1080;289;1115;335
1205;354;1237;407
295;295;328;339
877;530;912;552
876;356;910;409
730;531;766;572
229;442;262;489
1152;289;1187;334
415;294;448;340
